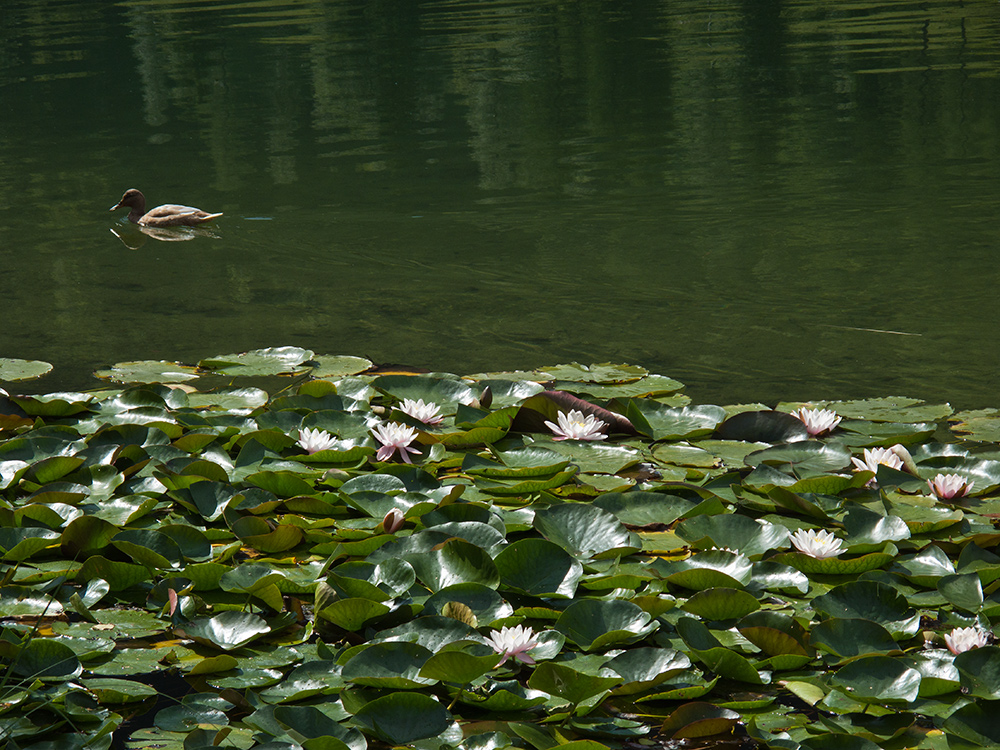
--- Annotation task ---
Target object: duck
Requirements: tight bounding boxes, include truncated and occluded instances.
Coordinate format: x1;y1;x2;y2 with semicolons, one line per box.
109;188;223;227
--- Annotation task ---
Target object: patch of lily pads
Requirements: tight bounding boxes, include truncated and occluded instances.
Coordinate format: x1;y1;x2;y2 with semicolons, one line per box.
1;347;999;749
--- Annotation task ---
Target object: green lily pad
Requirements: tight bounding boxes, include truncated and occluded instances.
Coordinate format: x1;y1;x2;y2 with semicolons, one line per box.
311;354;373;378
737;611;811;656
815;397;952;423
606;648;691;694
373;374;476;405
11;392;94;417
7;638;82;680
0;357;53;382
830;656;921;703
626;401;727;440
594;491;702;527
681;587;760;620
658;550;753;590
199;346;314;375
95;360;200;384
533;504;635;558
675;514;788;558
405;537;500;592
180;611;271;651
675;617;764;684
350;692;456;745
527;661;621;705
811;581;920;639
494;538;583;598
457;680;550;711
540;363;649;383
745;441;852;476
342;641;436;688
82;677;160;703
555;599;657;651
954;646;1000;700
809;618;899;659
661;702;740;739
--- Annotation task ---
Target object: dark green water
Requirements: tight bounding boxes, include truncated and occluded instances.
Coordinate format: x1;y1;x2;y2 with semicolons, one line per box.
2;0;999;407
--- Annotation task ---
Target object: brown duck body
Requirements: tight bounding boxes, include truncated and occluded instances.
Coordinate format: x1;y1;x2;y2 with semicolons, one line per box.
110;188;223;227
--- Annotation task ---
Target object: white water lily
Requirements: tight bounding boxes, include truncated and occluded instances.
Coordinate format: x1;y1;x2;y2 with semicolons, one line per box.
372;422;422;463
398;398;443;425
544;409;607;441
851;447;904;485
790;407;842;437
945;626;990;655
789;528;844;559
298;427;337;454
485;625;539;665
927;473;973;500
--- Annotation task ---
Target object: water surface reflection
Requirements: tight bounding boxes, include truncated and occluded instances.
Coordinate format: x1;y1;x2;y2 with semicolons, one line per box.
1;0;998;406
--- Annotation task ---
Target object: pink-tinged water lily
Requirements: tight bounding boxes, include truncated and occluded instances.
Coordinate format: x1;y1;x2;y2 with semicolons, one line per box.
945;626;990;655
485;625;539;665
927;473;974;500
544;409;608;441
372;422;422;463
398;398;443;425
790;407;842;437
298;427;337;454
382;508;405;534
789;528;844;559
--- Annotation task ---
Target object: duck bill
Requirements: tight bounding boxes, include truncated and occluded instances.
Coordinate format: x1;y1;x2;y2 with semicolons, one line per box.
109;202;123;211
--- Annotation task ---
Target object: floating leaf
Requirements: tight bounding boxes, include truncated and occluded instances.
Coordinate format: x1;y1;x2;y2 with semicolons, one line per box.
661;702;740;739
533;504;635;558
95;360;200;384
811;581;920;639
830;656;921;703
311;354;373;378
675;514;788;558
681;587;760;620
342;642;436;688
809;618;899;659
555;599;656;651
0;357;53;382
199;346;314;375
626;401;726;440
527;662;621;705
494;538;582;598
350;692;455;745
180;611;271;651
954;646;1000;700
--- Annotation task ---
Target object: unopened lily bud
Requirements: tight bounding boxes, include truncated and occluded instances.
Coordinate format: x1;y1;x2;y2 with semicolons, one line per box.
382;509;404;534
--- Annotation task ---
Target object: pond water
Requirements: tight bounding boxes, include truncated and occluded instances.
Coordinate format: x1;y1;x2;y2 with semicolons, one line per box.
2;0;999;408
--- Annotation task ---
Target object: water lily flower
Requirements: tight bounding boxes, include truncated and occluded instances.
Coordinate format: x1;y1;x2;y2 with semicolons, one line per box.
928;473;973;500
945;626;990;655
372;422;422;463
485;625;539;665
398;398;443;425
298;427;337;454
790;407;841;437
789;528;844;559
544;409;608;441
851;446;905;474
851;447;904;486
382;508;405;534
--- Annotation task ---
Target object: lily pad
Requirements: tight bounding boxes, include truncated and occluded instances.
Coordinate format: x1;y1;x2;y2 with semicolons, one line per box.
95;360;200;384
555;599;657;651
350;692;456;745
198;346;315;376
830;656;921;703
0;357;53;382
